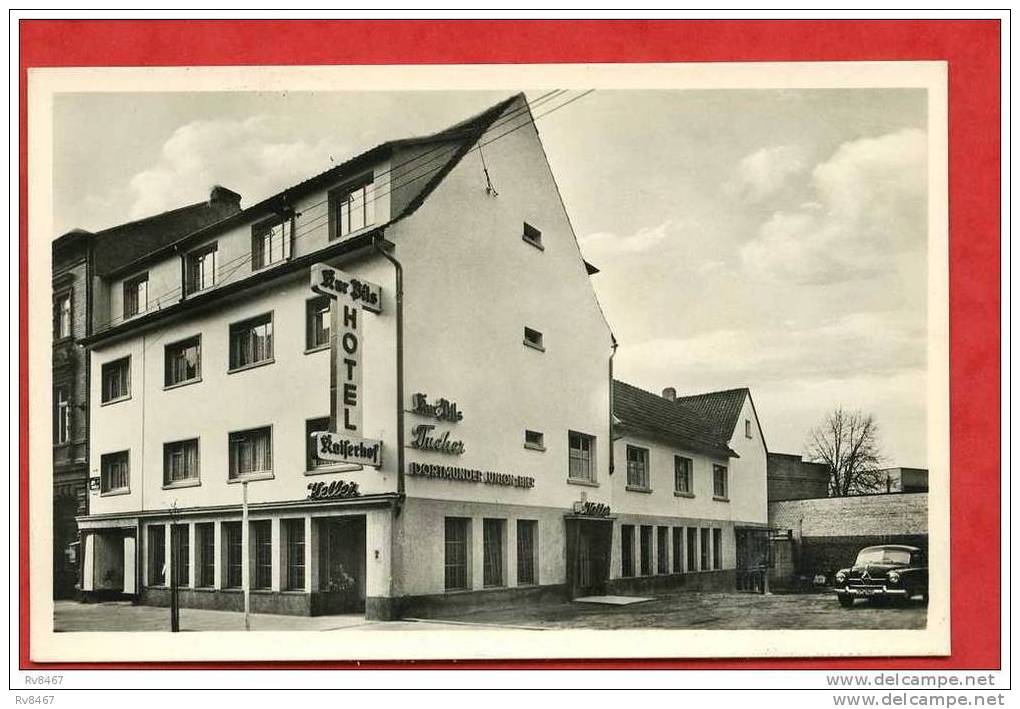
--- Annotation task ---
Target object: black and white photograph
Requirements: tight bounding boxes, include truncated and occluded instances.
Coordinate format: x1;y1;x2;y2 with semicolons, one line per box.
32;61;949;661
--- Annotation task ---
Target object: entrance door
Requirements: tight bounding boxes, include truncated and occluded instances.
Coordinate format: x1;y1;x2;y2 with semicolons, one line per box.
735;527;770;593
317;516;366;614
566;517;613;597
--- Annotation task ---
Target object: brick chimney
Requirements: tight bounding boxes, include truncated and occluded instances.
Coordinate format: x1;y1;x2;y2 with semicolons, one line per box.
662;387;676;401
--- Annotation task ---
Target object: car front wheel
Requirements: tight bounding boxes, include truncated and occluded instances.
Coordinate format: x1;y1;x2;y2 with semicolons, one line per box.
837;594;854;608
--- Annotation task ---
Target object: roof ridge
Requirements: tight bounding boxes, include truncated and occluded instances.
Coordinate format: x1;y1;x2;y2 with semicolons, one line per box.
675;386;750;399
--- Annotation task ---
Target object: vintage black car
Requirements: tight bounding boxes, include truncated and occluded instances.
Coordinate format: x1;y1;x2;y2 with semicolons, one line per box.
834;544;928;607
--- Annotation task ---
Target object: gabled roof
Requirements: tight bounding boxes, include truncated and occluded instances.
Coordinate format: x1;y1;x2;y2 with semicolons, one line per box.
613;380;736;459
99;94;521;280
673;387;750;440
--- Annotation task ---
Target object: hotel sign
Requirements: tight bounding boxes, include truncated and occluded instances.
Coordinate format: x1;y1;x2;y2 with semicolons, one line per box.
310;263;382;314
410;393;464;422
311;431;383;468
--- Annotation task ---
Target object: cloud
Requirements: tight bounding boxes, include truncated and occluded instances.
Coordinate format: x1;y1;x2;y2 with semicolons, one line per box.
728;145;808;203
126;116;344;219
739;128;927;285
579;219;694;257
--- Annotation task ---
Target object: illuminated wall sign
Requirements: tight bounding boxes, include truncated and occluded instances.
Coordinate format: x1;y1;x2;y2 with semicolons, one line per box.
573;500;611;517
408;462;535;489
408;424;465;455
311;431;383;468
306;479;361;500
410;393;464;422
310;263;382;314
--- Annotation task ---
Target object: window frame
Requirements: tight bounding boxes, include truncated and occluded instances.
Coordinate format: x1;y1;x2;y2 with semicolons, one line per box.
672;527;684;573
522;222;544;250
251;214;293;271
100;450;130;495
686;526;698;573
284;518;306;591
227;425;274;482
53;290;72;341
639;525;653;576
305;296;331;353
626;445;651;491
100;356;131;405
621;524;635;578
567;430;597;484
223;521;243;589
196;522;215;588
251;520;272;590
523;326;545;351
228;312;275;372
745;418;753;439
147;525;166;587
123;272;149;319
673;455;694;496
53;386;71;445
516;520;538;586
162;437;200;488
443;517;471;592
524;429;545;451
185;242;218;296
164;334;202;389
482;518;507;588
713;464;729;500
328;174;376;241
712;528;723;570
171;523;190;588
700;528;711;571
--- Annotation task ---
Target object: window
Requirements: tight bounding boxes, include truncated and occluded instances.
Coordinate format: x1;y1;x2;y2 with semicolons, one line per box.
148;525;166;586
674;456;693;495
568;431;595;482
522;222;543;249
306;296;331;351
516;520;538;586
626;445;650;490
284;519;305;590
686;527;697;573
251;216;292;270
657;526;669;574
163;438;200;486
700;528;711;571
713;464;729;499
523;326;544;351
621;525;635;577
171;524;189;587
165;336;201;387
196;523;215;588
329;176;376;240
101;357;131;403
229;427;272;480
524;430;545;451
100;451;129;493
251;521;272;590
54;291;71;340
672;527;684;573
229;313;274;370
123;273;148;318
712;528;723;570
639;525;653;576
53;387;71;444
444;517;470;591
745;418;753;438
223;522;242;588
482;518;506;588
185;243;217;295
305;417;330;470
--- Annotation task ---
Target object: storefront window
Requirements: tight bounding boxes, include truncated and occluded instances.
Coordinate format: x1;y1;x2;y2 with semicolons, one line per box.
700;528;711;571
444;517;470;591
621;525;635;577
196;523;215;587
639;525;653;576
252;521;272;590
172;524;189;587
482;519;506;588
712;528;723;570
672;527;684;573
223;522;242;588
657;526;669;574
516;520;537;586
284;519;305;591
147;525;165;586
686;526;698;573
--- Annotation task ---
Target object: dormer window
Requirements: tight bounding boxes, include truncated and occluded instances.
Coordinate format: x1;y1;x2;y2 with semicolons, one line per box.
523;327;544;351
185;243;218;295
328;175;376;240
124;273;148;318
522;222;543;249
251;215;292;270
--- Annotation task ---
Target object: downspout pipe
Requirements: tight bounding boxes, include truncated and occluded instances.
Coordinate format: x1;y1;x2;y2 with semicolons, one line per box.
608;336;618;476
373;236;405;504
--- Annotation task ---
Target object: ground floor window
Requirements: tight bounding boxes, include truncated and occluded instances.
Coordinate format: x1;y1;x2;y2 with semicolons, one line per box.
444;517;470;591
223;521;242;588
621;525;635;577
516;520;538;586
686;526;697;573
284;518;305;590
483;519;506;588
639;525;653;576
252;520;272;590
712;528;723;570
171;524;189;587
196;523;215;587
672;527;684;573
700;528;711;571
656;526;669;574
148;525;165;586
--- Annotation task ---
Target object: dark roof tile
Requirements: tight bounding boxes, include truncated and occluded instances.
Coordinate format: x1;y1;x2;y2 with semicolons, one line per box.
613;380;735;458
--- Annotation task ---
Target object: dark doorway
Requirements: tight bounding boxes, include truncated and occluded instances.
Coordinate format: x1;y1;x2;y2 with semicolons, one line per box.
315;516;366;614
565;517;613;597
735;527;771;593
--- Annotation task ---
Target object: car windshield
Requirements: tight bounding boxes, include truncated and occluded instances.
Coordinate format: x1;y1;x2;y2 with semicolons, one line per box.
855;548;912;565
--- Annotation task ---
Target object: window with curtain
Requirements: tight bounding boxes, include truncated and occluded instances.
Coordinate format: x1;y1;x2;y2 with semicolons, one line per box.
482;519;506;588
100;451;129;493
228;427;272;480
165;335;201;387
568;431;595;482
101;357;131;403
444;517;470;591
516;520;538;586
627;446;650;490
229;313;274;370
674;456;693;494
185;243;217;295
163;438;199;485
328;176;375;240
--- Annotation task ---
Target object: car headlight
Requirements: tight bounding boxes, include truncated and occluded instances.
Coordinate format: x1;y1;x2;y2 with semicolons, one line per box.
887;571;900;584
835;571;846;583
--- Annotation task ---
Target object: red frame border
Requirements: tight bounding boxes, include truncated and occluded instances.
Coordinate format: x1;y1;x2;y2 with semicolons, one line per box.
18;19;1001;671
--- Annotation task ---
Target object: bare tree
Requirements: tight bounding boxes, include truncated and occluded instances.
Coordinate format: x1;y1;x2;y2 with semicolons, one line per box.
807;408;885;496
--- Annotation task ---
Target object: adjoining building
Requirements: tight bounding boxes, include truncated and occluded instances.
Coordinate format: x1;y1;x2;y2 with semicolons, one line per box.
766;452;830;501
72;94;774;619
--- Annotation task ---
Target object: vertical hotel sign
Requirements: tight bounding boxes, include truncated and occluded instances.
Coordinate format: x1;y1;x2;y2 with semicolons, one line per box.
310;263;383;468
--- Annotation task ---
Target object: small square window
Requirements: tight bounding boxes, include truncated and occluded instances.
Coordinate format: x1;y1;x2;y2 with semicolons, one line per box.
523;327;544;351
524;430;545;451
100;451;130;493
522;222;543;249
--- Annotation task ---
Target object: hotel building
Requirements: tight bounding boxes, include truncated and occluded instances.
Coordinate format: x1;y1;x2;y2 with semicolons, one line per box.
75;94;768;619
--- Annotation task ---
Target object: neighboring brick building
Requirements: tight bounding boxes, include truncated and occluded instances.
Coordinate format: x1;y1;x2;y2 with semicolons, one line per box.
766;452;830;501
872;467;929;494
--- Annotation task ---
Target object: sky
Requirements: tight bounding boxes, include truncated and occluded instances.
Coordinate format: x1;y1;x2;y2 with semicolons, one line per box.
53;88;929;466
